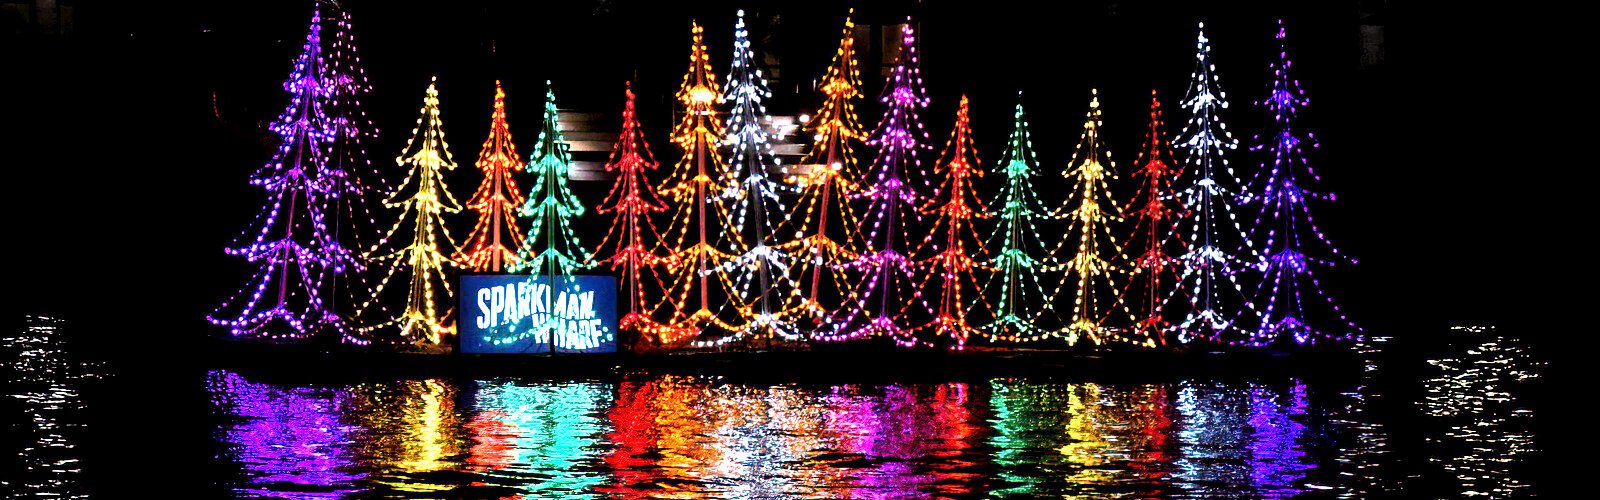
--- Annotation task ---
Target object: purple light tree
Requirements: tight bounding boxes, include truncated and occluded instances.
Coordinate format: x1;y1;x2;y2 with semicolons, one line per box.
818;20;935;346
322;7;388;343
1242;20;1361;345
209;11;348;340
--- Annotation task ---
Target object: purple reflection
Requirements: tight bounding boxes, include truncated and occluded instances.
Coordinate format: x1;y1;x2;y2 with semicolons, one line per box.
1247;382;1312;495
207;370;363;497
824;383;977;498
1174;381;1315;496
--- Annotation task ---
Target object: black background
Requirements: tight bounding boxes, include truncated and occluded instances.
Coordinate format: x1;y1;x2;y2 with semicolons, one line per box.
5;0;1573;354
2;0;1575;494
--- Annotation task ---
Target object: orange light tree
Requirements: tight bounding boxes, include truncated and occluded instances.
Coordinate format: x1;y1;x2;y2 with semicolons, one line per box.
1047;89;1124;345
653;21;736;345
913;95;989;349
779;9;865;331
1115;90;1186;347
592;83;672;341
357;78;462;345
456;81;525;272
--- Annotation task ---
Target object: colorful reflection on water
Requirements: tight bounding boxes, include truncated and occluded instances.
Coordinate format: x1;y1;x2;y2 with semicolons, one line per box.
192;330;1546;498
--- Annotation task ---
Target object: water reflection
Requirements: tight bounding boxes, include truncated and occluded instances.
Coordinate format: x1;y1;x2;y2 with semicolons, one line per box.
469;380;611;497
1419;326;1542;497
187;327;1546;497
3;316;104;499
990;382;1179;496
207;371;363;497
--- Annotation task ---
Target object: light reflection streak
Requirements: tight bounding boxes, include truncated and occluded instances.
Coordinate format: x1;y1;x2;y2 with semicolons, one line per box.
187;330;1544;499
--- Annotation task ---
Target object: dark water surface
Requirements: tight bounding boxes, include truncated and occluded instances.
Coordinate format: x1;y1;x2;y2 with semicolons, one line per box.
4;319;1545;498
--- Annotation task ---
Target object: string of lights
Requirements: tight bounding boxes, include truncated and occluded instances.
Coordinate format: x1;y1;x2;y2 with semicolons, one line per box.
322;7;387;344
1046;90;1124;346
591;83;673;341
511;82;593;347
913;95;989;349
700;10;803;346
356;77;463;345
456;81;525;273
1241;20;1361;345
978;95;1059;344
1114;91;1186;347
654;21;739;345
1169;22;1259;344
208;10;1362;351
210;11;346;340
819;20;935;346
779;10;867;333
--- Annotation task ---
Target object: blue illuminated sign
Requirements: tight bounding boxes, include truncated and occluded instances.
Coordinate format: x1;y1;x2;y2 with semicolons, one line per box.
459;275;618;354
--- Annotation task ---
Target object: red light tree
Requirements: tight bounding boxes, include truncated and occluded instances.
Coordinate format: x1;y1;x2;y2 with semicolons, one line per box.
592;83;672;342
914;96;989;349
456;81;525;272
1115;90;1186;346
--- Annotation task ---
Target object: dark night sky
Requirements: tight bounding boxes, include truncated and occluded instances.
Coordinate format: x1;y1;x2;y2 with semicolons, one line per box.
2;1;1576;357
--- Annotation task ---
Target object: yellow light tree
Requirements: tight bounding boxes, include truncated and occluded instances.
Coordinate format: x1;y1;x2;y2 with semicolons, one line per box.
1048;89;1124;345
780;10;865;330
358;77;462;345
653;21;736;345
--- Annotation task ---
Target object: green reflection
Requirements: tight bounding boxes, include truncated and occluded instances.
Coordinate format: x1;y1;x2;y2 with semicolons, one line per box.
470;380;612;497
988;380;1177;496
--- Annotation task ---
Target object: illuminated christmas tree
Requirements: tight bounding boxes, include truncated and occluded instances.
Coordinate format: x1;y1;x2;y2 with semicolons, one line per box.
209;11;346;340
592;83;671;338
358;78;463;345
513;83;589;300
1048;90;1123;346
1241;21;1360;345
703;10;798;345
322;7;387;342
1115;90;1186;347
456;81;525;272
780;9;865;329
1170;21;1257;344
821;20;933;346
914;95;988;349
655;21;735;345
979;95;1056;343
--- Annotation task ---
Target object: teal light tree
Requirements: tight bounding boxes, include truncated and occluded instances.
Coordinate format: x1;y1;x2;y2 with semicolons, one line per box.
513;82;590;343
979;95;1056;343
